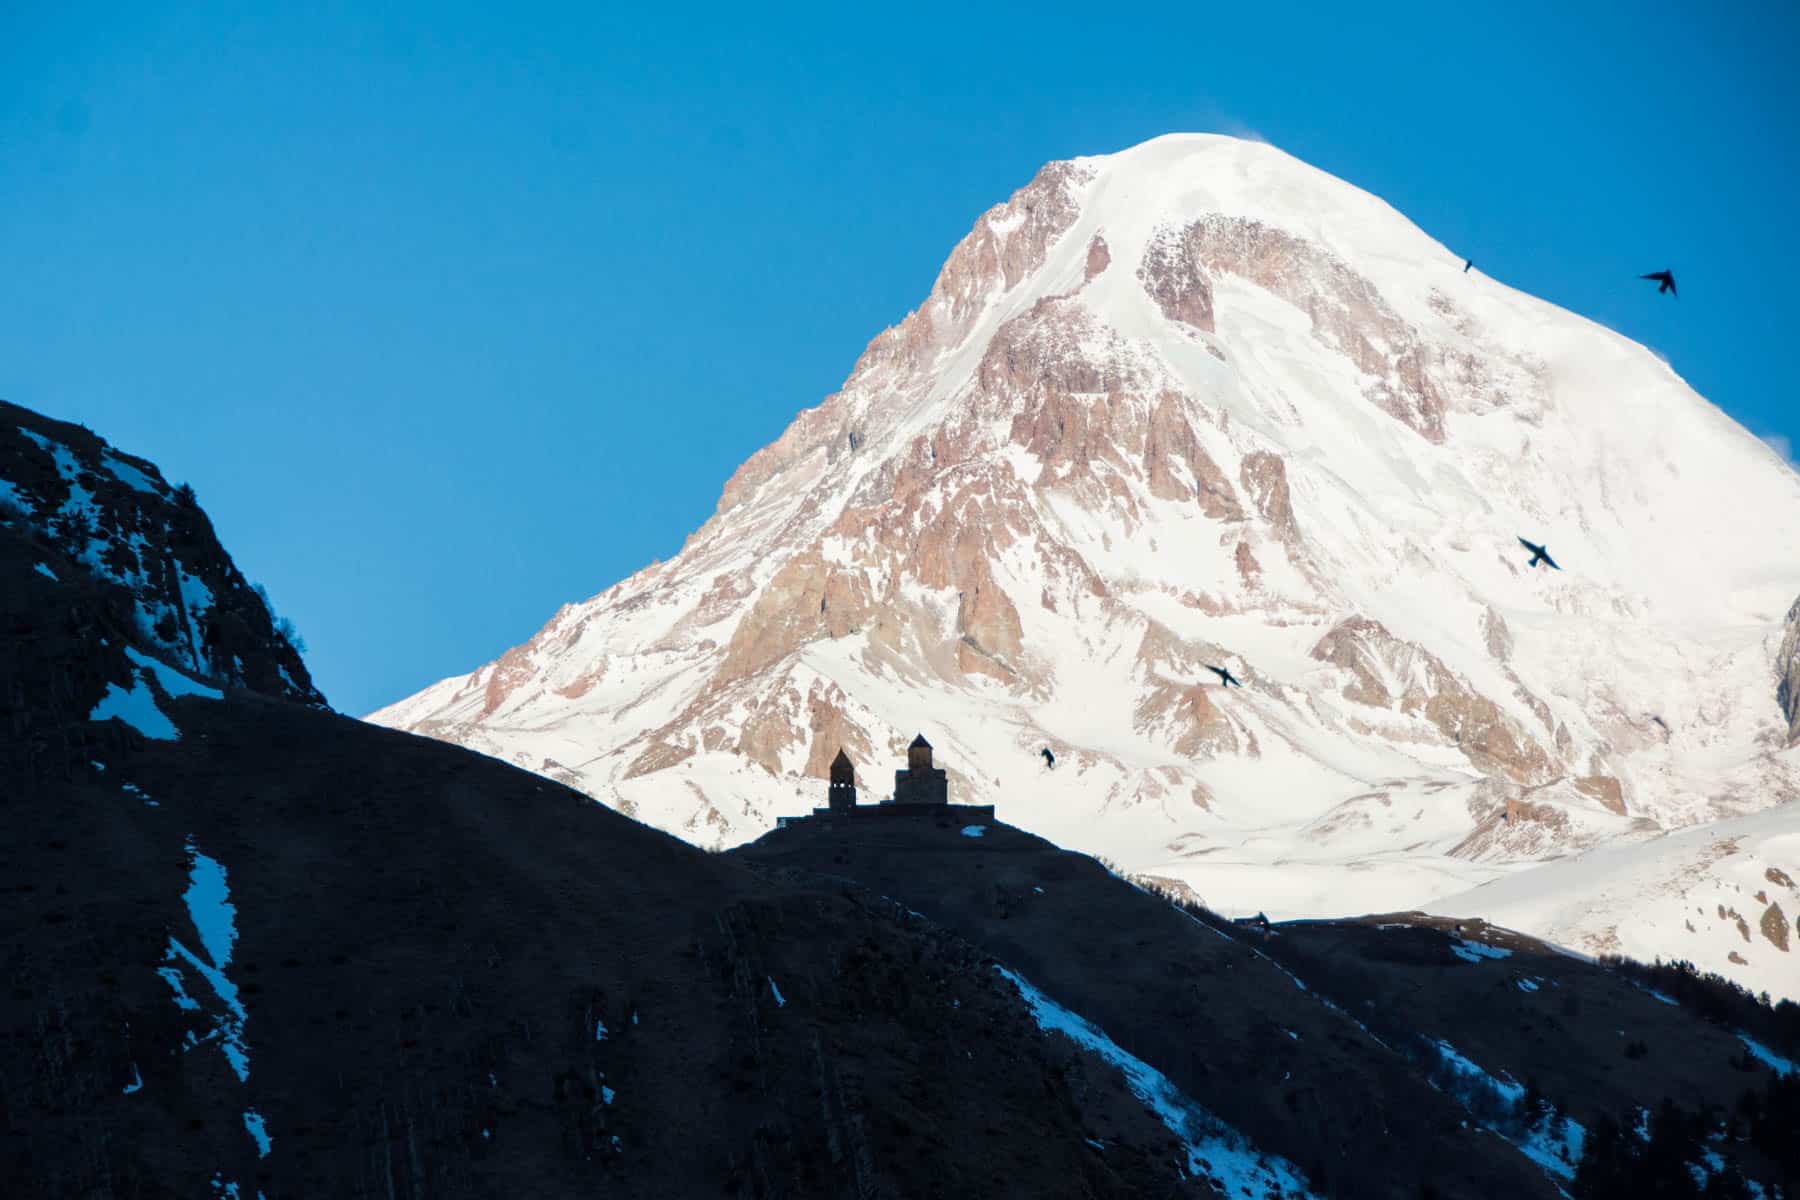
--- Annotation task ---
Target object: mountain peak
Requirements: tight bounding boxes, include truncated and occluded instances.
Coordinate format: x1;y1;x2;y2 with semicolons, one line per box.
371;139;1800;999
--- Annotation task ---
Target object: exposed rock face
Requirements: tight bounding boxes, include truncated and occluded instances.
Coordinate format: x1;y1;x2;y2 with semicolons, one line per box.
0;401;321;706
1761;902;1790;952
1144;391;1242;517
1310;616;1553;784
714;160;1094;518
1084;233;1112;281
1574;775;1627;816
1171;215;1449;443
1779;594;1800;747
1482;606;1512;661
372;135;1800;997
1137;225;1215;333
1238;451;1300;542
717;550;876;685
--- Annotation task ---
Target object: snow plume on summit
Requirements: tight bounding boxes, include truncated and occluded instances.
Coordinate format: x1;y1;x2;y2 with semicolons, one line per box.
370;135;1800;996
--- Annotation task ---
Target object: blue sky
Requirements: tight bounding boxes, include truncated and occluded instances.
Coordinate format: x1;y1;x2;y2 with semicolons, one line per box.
4;1;1795;716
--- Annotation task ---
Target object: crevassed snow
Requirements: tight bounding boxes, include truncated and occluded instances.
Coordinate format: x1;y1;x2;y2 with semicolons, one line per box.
243;1109;271;1157
595;1018;608;1041
33;562;56;580
1738;1035;1796;1076
602;1085;616;1104
960;825;986;838
123;1063;143;1094
1516;978;1540;993
768;976;787;1007
996;965;1316;1198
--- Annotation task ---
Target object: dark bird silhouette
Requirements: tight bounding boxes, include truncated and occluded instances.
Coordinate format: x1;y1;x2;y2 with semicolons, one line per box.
1207;665;1243;688
1517;537;1561;571
1041;747;1055;769
1640;269;1677;297
1463;259;1472;273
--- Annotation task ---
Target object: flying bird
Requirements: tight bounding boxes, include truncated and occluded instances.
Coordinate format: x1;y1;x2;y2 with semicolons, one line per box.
1207;665;1243;688
1041;747;1055;769
1640;270;1677;297
1517;537;1561;571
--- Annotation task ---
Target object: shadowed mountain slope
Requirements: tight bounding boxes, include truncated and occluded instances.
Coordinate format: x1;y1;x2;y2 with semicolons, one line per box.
7;396;1798;1194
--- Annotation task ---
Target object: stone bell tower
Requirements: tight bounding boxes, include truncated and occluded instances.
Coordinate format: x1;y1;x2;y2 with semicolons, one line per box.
893;734;948;805
828;749;858;810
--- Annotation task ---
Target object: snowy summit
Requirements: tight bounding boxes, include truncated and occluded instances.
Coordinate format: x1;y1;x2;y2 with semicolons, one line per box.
369;135;1800;999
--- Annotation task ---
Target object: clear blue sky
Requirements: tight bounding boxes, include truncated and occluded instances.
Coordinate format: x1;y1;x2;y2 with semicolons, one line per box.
4;1;1795;715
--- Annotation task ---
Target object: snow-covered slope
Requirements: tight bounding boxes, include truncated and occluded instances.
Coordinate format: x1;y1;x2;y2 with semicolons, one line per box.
1428;804;1800;999
369;134;1800;995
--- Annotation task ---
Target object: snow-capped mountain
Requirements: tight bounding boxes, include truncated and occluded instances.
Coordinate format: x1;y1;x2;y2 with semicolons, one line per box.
370;135;1800;994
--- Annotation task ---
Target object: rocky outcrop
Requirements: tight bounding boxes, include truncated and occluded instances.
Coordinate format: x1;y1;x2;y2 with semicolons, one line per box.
1481;606;1512;661
1312;616;1555;784
1158;216;1448;443
1779;593;1800;747
1136;225;1216;333
1084;233;1111;281
1574;774;1627;816
714;161;1094;518
1761;902;1790;952
0;400;322;705
717;551;877;685
1144;391;1242;518
1238;451;1300;542
1133;623;1239;757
